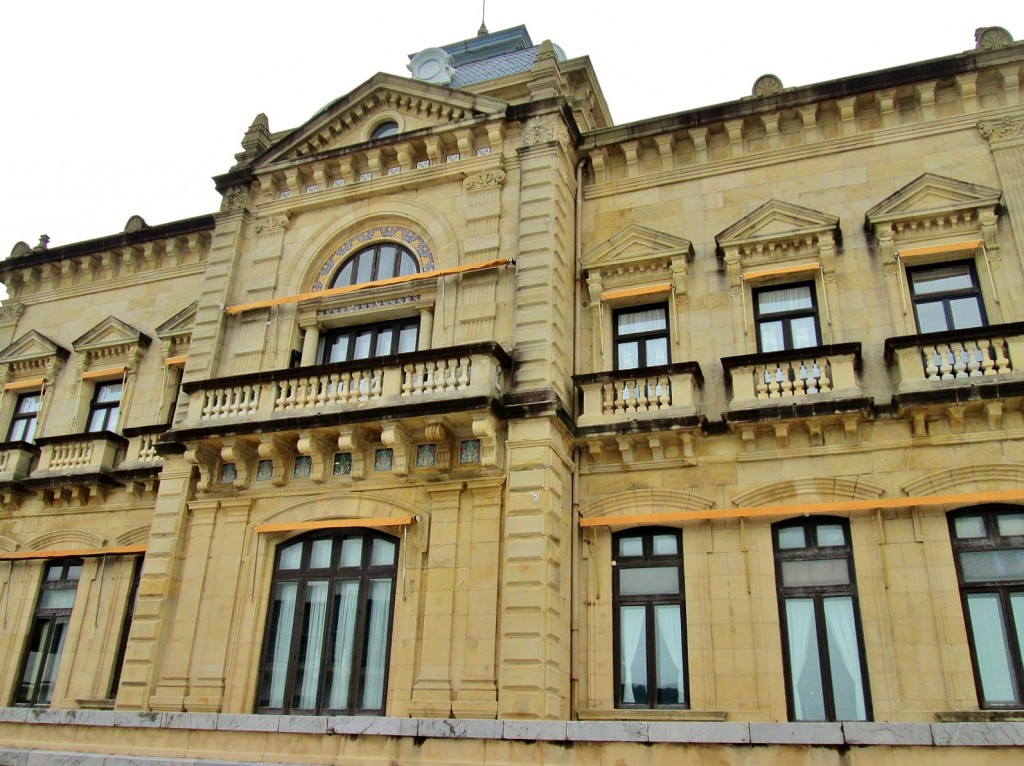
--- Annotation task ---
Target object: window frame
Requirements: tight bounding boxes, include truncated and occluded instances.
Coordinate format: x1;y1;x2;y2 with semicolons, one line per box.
13;558;83;707
328;243;419;290
255;529;399;716
948;505;1024;709
85;380;123;434
773;517;872;722
611;527;688;709
318;317;420;364
7;391;42;443
612;304;671;371
753;281;822;353
907;259;987;335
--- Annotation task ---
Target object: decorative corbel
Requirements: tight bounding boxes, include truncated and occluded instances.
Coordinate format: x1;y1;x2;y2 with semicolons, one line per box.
723;250;742;295
221;439;257;489
471;413;500;467
381;423;412;477
184;442;221;492
258;434;296;487
337;426;367;480
424;421;452;471
297;430;336;482
670;254;689;303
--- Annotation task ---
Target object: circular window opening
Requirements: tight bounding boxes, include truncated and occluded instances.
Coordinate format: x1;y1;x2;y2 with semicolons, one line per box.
370;121;399;141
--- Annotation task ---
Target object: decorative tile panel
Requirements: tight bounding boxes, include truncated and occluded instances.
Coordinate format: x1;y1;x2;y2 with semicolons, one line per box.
374;448;394;472
219;462;237;484
416;444;437;468
293;455;312;479
459;439;481;464
256;459;273;482
333;452;352;476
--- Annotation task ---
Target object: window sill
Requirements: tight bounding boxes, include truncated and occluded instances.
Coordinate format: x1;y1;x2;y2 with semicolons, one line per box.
936;710;1024;722
577;708;727;722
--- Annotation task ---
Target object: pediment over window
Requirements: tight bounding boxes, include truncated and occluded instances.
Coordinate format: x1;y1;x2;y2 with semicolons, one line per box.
583;225;694;298
716;200;841;268
72;317;151;372
258;73;509;165
0;331;69;383
865;174;1001;245
155;302;197;359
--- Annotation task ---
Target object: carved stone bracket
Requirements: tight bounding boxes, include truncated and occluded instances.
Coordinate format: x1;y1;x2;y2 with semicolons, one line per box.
258;435;296;487
381;423;412;477
220;439;257;489
337;426;368;480
471;414;501;468
184;442;221;492
297;431;336;483
424;421;452;471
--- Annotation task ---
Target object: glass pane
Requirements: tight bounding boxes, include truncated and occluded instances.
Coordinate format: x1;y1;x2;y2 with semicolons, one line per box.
36;616;69;705
398;325;418;354
619;566;680;596
355;252;374;284
374;328;394;356
309;539;333;569
105;406;120;432
377;246;396;278
332;260;353;288
325;579;359;710
785;598;825;720
618;307;666;335
352;331;373;360
759;286;813;314
371;538;397;566
652;534;678;556
44;565;63;581
259;581;297;708
781;558;850;588
960;549;1024;582
17;617;51;703
966;592;1019;704
654;604;685;705
997;514;1024;537
618;536;643;557
816;525;846;547
1011;594;1024;689
790;316;818;348
955;516;987;539
88;408;108;432
617;341;639;370
292;580;329;710
915;301;949;334
777;526;806;550
339;538;363;567
823;596;867;720
39;589;77;610
66;564;81;581
949;297;983;330
96;383;123;403
646;337;669;366
619;605;648;704
360;578;393;710
325;333;350;363
759;320;785;353
399;252;417;277
911;264;973;294
278;542;302;570
16;394;41;414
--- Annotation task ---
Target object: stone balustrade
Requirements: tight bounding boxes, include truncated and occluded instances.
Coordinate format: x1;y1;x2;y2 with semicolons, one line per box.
180;342;511;428
574;363;703;427
885;323;1024;393
34;432;128;475
722;343;862;410
0;442;40;482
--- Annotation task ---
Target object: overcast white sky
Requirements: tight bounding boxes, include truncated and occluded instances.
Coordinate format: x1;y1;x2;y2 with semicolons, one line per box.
2;1;1022;254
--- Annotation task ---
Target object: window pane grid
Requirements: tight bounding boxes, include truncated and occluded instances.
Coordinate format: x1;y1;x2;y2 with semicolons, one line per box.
613;305;670;371
328;243;420;289
753;282;820;352
909;260;986;334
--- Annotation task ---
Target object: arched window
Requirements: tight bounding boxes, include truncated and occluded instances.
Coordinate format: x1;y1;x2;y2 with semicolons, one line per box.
15;558;83;706
612;527;687;708
949;505;1024;708
256;529;398;715
370;121;399;141
773;517;870;721
328;242;419;290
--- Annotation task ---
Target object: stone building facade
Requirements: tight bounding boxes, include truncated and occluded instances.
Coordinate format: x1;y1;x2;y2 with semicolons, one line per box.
0;22;1023;765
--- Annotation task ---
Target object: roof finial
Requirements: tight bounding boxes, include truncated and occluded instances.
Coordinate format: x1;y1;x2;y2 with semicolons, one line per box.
478;0;488;35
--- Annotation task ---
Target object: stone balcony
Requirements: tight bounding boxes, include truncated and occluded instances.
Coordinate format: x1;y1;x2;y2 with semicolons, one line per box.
0;441;39;482
574;362;703;432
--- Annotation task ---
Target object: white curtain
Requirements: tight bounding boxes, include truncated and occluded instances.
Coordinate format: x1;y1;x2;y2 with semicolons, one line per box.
619;606;646;703
759;286;811;314
823;597;867;720
785;599;816;719
265;582;297;708
655;605;685;704
295;581;328;710
360;578;393;710
967;593;1017;703
326;580;359;710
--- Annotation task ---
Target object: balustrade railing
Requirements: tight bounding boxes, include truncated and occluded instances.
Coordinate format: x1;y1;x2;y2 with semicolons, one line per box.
885;324;1024;393
722;343;862;410
575;363;703;427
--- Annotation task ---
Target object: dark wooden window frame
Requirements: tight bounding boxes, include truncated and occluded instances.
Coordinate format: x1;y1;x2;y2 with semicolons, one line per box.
318;317;419;364
907;259;987;334
948;505;1024;709
327;243;419;289
773;517;872;722
7;391;42;442
612;527;688;709
14;558;83;706
612;304;671;371
86;380;122;433
752;281;822;353
255;529;399;716
107;556;143;698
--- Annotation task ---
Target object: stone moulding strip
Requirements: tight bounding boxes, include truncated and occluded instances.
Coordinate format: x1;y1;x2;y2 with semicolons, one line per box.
0;544;146;561
0;708;1021;749
580;488;1024;527
253;515;417;534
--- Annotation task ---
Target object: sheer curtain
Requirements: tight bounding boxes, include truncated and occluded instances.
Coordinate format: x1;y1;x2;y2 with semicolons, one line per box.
326;580;359;710
655;605;685;704
360;578;393;710
785;599;816;719
823;597;867;720
967;593;1017;703
264;582;297;708
620;606;646;703
295;581;328;710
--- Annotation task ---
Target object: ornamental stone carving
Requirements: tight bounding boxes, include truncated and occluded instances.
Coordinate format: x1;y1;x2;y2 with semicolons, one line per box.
463;170;507;192
752;74;783;97
219;186;250;213
0;303;25;322
978;115;1024;142
521;117;570;149
975;26;1014;50
9;242;31;259
253;214;292;235
123;215;148;233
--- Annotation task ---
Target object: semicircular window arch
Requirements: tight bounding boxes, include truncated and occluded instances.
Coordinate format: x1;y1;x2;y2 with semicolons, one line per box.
328;242;420;289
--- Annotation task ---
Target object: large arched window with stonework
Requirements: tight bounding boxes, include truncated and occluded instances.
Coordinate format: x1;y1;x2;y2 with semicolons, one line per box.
256;529;398;715
328;242;418;289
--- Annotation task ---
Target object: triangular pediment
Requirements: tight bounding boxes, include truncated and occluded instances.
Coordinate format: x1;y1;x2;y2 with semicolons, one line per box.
0;331;69;366
584;224;693;273
73;317;151;356
865;173;1001;230
155;303;197;341
716;200;840;253
260;73;509;165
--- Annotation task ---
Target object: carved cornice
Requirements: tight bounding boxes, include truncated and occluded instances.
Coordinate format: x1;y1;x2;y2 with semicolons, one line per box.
978;115;1024;143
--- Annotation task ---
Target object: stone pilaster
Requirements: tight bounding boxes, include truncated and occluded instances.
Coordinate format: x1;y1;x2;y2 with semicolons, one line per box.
979;114;1024;276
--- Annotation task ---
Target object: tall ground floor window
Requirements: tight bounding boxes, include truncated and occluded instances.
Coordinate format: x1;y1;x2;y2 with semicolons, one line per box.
256;529;398;715
14;558;83;706
613;527;687;708
949;506;1024;708
774;518;870;721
